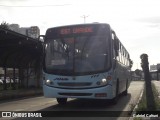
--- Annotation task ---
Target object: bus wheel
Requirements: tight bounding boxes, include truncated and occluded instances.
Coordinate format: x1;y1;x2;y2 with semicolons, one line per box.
112;79;119;104
123;89;128;96
123;79;128;96
57;98;67;105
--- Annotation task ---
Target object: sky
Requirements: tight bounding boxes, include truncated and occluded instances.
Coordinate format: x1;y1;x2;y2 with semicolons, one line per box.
0;0;160;71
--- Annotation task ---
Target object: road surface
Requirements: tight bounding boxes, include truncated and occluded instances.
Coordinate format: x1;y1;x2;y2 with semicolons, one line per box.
0;81;144;120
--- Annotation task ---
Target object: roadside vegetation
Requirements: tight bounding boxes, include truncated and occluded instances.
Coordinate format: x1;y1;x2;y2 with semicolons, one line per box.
132;82;160;120
0;83;19;91
135;82;160;111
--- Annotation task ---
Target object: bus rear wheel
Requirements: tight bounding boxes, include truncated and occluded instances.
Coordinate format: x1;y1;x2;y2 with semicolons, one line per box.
57;98;67;105
122;79;128;96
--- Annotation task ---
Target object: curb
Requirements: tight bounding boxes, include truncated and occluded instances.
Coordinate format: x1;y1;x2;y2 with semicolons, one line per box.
129;84;144;120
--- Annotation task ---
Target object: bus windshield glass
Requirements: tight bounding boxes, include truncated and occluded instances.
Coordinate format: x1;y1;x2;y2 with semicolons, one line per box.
44;25;111;75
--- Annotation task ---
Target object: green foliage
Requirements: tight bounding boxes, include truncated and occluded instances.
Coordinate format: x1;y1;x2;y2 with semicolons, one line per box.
0;83;19;91
136;83;160;111
152;83;160;110
129;59;133;68
133;117;142;120
0;21;9;29
135;69;142;77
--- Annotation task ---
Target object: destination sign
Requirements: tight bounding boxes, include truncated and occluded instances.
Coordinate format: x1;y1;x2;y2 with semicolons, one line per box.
45;24;108;39
60;27;93;35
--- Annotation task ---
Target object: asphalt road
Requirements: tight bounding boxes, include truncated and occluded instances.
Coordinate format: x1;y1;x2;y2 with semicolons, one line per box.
0;81;144;120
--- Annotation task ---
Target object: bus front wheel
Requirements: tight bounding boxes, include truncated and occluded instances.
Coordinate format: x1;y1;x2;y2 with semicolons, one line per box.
57;98;67;105
112;79;119;104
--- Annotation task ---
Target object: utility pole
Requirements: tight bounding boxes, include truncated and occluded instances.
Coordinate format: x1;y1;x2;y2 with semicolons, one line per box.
81;15;89;23
140;54;155;110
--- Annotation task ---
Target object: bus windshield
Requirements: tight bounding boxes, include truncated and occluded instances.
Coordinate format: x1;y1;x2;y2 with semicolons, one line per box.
44;35;111;75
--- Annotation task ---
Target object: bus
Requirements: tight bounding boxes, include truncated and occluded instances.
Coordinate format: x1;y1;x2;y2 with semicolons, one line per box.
41;23;132;105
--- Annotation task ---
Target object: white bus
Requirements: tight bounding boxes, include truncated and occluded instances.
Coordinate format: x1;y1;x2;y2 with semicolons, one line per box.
42;23;132;105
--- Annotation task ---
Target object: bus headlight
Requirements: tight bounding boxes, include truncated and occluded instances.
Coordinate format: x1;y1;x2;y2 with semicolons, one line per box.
96;78;108;86
45;79;53;86
102;78;107;83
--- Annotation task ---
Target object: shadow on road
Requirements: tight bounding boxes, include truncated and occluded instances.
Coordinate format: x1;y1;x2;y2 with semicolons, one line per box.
38;93;131;111
12;93;131;120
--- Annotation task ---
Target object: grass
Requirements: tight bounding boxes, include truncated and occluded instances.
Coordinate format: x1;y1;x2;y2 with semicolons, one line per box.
152;83;160;110
0;83;19;91
133;118;142;120
132;82;160;120
135;82;160;112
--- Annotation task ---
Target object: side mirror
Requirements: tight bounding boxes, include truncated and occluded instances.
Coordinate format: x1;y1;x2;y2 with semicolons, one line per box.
38;35;45;55
38;35;45;42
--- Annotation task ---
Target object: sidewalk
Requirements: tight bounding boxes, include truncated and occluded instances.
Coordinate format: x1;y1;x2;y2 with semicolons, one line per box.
0;88;43;101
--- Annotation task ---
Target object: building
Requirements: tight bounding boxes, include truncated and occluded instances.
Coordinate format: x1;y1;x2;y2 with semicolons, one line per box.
28;26;40;38
8;24;20;32
8;24;40;39
157;64;160;70
19;27;29;36
150;64;157;72
0;68;18;78
150;63;160;80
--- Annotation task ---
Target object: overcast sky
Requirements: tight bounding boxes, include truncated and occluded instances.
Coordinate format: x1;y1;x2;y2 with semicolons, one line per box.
0;0;160;70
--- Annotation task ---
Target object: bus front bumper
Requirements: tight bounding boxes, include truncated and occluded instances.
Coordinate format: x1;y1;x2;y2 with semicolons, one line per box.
43;85;113;99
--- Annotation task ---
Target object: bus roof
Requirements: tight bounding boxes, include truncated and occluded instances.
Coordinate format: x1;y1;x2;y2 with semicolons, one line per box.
46;23;111;31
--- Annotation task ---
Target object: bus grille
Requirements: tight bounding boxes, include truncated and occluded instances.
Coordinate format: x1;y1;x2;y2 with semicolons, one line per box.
58;93;92;96
57;82;92;87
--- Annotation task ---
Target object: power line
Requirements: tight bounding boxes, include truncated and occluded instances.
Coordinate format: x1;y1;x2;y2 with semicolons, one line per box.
0;4;71;7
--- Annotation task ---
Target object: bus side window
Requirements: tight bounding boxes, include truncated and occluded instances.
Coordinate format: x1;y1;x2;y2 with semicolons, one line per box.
112;31;121;63
119;44;122;63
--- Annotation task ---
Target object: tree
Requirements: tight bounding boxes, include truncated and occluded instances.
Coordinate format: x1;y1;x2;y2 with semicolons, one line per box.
129;59;133;68
135;69;142;78
140;54;155;110
0;21;9;29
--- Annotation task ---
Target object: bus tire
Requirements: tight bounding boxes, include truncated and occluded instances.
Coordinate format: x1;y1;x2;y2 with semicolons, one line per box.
112;79;119;104
57;98;67;105
123;89;128;96
123;79;128;96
